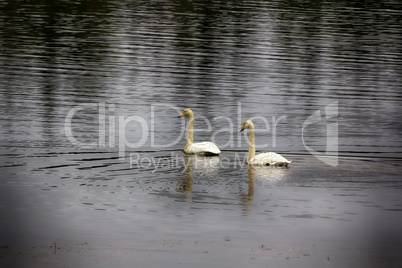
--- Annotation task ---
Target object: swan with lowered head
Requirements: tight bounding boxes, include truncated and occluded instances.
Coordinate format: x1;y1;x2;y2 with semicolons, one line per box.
240;120;291;166
178;108;221;155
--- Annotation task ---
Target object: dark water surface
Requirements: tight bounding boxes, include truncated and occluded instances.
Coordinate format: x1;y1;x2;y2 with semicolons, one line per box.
1;0;402;266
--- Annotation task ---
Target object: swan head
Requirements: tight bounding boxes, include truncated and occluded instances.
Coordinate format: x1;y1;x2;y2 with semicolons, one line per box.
177;108;193;118
240;120;254;132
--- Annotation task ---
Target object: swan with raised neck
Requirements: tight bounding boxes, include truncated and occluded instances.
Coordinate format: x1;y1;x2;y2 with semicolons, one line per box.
240;120;291;166
177;108;221;155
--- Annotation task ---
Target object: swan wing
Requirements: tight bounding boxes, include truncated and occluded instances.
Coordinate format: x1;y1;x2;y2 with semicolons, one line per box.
249;152;291;166
185;142;221;155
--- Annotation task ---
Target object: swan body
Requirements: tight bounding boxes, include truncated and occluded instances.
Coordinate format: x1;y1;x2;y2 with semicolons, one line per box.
185;142;221;155
240;120;291;166
248;152;291;166
178;109;221;155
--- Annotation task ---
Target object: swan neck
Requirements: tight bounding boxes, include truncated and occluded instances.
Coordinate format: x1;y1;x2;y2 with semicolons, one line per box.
248;126;256;162
186;114;194;148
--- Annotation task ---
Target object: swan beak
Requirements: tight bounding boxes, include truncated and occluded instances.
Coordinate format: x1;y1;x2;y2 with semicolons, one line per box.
177;111;185;118
240;125;245;132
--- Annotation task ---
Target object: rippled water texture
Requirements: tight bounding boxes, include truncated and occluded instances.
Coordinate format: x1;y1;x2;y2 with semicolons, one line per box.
0;1;401;267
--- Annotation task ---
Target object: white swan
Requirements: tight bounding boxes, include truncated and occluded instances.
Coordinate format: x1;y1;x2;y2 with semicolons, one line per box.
240;120;291;166
178;108;221;155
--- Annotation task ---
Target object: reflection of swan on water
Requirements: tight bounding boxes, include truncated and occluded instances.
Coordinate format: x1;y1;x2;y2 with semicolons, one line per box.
241;167;255;205
241;165;288;214
177;109;221;155
178;154;220;202
240;120;291;166
249;165;288;182
184;153;220;170
179;160;193;191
